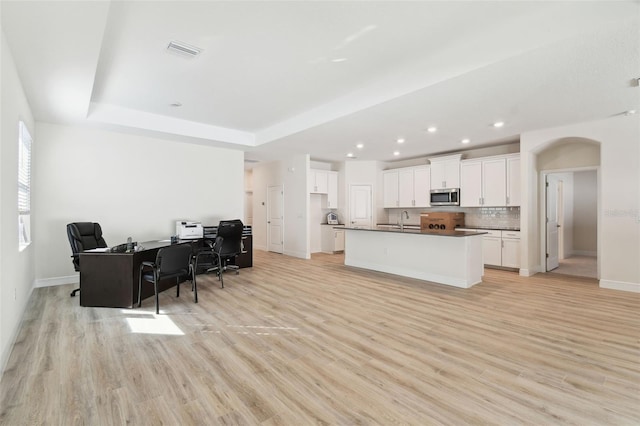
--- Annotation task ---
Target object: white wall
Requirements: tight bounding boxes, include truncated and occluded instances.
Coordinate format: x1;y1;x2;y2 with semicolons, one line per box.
521;115;639;292
33;123;244;282
252;155;310;258
1;29;36;374
573;170;598;255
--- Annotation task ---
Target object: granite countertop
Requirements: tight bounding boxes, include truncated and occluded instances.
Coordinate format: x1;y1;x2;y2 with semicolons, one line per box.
461;226;521;231
344;226;487;237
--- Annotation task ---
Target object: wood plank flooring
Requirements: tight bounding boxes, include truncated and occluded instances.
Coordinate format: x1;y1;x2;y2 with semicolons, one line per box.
1;250;639;425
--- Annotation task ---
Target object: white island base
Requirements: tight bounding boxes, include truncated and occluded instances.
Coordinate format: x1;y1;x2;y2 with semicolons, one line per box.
344;228;484;288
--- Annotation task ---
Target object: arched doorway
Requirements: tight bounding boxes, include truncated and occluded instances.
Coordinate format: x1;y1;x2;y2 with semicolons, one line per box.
535;138;600;279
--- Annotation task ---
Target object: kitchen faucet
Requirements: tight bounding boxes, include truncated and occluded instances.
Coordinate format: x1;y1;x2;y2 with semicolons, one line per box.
399;210;409;231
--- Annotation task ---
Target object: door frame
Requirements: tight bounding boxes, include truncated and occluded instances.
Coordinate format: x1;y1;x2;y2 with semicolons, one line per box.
539;166;600;278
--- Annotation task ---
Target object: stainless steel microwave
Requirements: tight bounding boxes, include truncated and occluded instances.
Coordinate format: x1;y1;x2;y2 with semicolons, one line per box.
430;188;460;206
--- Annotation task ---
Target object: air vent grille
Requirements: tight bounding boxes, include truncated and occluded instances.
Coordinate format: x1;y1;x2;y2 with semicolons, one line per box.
167;40;202;57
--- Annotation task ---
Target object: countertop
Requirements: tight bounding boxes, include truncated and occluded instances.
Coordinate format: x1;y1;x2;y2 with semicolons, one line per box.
344;226;487;237
459;226;521;231
377;223;520;232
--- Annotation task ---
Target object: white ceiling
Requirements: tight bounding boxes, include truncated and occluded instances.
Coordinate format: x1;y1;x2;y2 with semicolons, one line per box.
2;1;639;166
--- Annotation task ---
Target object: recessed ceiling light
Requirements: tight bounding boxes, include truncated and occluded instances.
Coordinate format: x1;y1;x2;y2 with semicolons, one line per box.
427;126;437;133
393;151;400;156
461;138;470;144
493;121;505;128
331;58;348;63
356;143;364;149
625;109;637;115
397;138;405;144
346;153;354;158
169;102;183;107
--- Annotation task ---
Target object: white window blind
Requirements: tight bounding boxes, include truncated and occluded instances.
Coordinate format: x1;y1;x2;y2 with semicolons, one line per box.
18;121;32;248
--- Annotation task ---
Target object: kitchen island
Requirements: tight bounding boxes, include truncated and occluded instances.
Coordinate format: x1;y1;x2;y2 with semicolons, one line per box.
343;227;486;288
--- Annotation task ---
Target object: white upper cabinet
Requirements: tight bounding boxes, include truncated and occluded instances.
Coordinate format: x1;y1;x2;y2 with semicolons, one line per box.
506;155;521;206
309;169;329;194
460;155;514;207
398;169;415;207
413;166;431;207
482;158;507;207
383;166;430;208
429;154;461;189
383;170;400;208
460;161;483;207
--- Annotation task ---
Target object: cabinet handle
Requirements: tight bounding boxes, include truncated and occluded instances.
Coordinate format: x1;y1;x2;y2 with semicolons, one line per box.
506;196;510;205
412;200;415;206
396;200;399;207
479;197;482;205
442;181;446;188
501;240;504;248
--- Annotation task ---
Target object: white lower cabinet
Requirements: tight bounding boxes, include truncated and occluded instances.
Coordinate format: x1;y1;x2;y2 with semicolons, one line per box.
321;225;345;253
481;231;503;266
501;231;521;268
459;229;520;269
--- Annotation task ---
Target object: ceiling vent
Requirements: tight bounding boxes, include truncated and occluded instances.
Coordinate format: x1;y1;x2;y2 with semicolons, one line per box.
167;40;202;58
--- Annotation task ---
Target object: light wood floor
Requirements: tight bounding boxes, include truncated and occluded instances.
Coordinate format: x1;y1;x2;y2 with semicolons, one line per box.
1;251;639;425
552;255;598;279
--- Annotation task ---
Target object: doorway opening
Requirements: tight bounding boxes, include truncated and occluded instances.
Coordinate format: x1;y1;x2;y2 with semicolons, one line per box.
267;185;284;254
544;169;598;279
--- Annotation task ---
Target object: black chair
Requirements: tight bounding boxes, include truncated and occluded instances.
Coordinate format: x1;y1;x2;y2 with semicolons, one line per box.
192;219;243;288
192;236;225;288
138;243;197;314
66;222;107;297
215;219;244;285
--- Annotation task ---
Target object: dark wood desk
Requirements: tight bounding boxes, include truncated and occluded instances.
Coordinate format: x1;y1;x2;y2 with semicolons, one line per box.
79;240;194;308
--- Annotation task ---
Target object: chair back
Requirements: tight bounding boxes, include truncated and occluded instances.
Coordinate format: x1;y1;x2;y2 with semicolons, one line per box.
156;244;193;276
67;222;107;271
217;220;244;257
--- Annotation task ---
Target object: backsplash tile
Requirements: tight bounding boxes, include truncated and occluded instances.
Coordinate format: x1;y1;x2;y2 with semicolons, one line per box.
462;207;520;229
383;207;520;229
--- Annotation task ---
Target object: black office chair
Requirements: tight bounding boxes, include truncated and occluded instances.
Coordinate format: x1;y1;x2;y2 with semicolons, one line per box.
215;219;244;285
192;236;225;288
66;222;108;297
138;243;197;314
192;220;243;288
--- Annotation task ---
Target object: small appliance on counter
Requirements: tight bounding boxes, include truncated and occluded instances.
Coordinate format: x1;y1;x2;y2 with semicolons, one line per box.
327;212;339;225
420;212;465;232
175;221;203;239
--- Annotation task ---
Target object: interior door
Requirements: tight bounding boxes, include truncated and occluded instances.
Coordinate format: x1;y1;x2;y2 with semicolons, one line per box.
349;185;372;228
267;185;283;253
546;175;560;271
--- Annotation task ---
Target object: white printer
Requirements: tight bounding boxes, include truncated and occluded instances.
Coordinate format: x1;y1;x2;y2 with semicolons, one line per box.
175;221;203;239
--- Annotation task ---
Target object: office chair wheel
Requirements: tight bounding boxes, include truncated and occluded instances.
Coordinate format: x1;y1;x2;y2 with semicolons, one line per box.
235;270;239;275
70;288;80;297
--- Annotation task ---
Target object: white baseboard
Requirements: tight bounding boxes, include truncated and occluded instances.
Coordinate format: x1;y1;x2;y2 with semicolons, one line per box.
254;244;267;251
572;250;597;257
284;249;310;260
599;279;640;293
35;275;78;288
519;265;543;277
1;285;34;379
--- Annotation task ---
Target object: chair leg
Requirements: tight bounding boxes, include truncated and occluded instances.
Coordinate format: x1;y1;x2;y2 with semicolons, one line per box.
176;277;180;298
137;272;143;308
193;269;198;304
154;280;159;315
